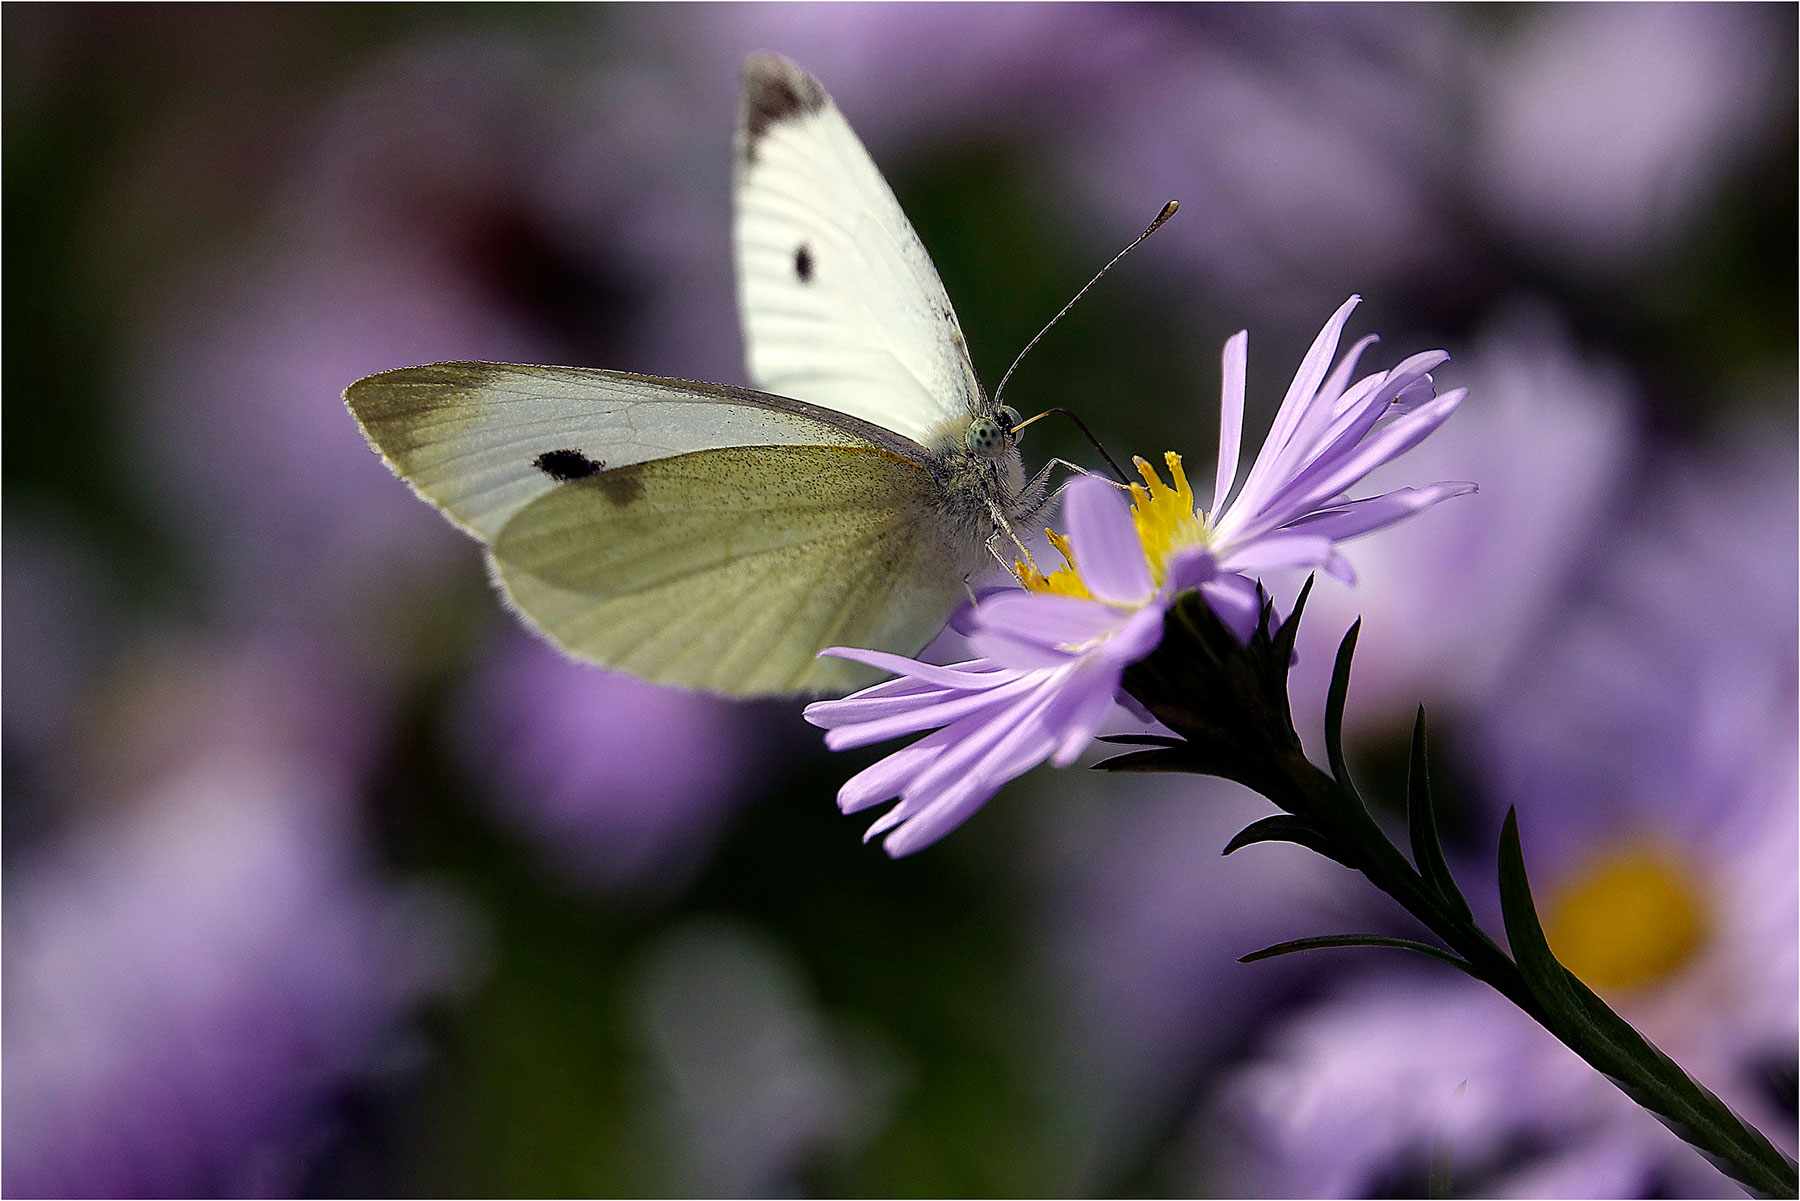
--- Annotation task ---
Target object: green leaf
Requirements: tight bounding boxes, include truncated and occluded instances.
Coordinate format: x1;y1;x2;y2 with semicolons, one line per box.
1238;933;1479;977
1221;814;1347;865
1089;748;1196;774
1093;734;1186;748
1271;574;1315;670
1407;708;1473;922
1324;619;1361;788
1496;808;1590;1024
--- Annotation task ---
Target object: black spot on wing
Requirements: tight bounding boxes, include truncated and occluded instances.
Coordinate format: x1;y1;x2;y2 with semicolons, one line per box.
794;243;814;283
741;56;826;160
534;449;602;482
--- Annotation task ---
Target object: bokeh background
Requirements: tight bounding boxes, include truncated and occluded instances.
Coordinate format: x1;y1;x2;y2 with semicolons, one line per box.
5;4;1796;1197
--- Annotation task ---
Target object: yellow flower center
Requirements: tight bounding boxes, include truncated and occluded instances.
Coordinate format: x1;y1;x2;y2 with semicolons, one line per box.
1542;842;1711;1000
1017;453;1210;598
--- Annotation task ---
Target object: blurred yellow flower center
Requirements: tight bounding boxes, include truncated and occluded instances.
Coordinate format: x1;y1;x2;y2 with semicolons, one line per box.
1542;843;1710;999
1017;453;1209;599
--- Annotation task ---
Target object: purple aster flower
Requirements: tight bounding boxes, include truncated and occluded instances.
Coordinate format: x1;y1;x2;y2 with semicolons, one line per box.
1471;3;1788;273
2;644;471;1199
805;298;1472;855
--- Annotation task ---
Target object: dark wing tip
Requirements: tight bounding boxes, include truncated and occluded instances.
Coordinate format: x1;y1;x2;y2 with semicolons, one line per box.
740;54;828;160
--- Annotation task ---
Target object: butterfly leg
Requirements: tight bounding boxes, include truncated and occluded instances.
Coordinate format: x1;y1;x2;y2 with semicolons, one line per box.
1018;458;1133;524
985;503;1039;575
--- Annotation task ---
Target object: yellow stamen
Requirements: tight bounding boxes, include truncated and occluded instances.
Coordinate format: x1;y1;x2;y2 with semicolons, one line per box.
1018;452;1213;598
1017;528;1091;598
1129;453;1210;584
1543;842;1710;1000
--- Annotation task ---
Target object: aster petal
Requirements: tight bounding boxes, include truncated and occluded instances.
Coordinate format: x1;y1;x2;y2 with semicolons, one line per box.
806;684;957;729
1213;330;1248;513
824;658;1005;704
1270;387;1468;524
965;626;1081;669
1098;602;1170;668
1236;296;1361;500
1319;334;1380;411
1278;339;1414;484
1327;350;1447;442
973;591;1129;649
837;734;949;814
853;679;1055;841
813;647;1012;691
1281;482;1477;542
1063;476;1155;604
1201;574;1266;642
1228;387;1468;546
1230;349;1451;538
946;586;1015;635
820;669;1044;750
1220;532;1337;574
1050;659;1134;766
1165;544;1221;594
880;684;1065;855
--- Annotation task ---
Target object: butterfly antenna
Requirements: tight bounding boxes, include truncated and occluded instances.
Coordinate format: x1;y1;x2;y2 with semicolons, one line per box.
1011;406;1131;484
992;200;1178;410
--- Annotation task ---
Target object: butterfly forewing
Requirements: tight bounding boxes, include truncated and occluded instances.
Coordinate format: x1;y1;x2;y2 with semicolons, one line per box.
347;362;921;540
735;55;984;449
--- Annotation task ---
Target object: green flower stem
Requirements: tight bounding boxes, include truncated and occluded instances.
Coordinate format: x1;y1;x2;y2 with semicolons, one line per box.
1272;746;1795;1199
1113;590;1798;1199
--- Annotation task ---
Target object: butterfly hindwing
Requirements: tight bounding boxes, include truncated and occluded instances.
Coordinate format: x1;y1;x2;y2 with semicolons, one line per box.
490;443;970;695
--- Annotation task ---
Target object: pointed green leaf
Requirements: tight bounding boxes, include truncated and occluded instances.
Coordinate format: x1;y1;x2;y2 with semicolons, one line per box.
1222;815;1332;859
1089;748;1197;774
1094;734;1186;748
1496;808;1589;1022
1324;619;1362;787
1271;574;1316;669
1238;934;1479;978
1407;708;1473;922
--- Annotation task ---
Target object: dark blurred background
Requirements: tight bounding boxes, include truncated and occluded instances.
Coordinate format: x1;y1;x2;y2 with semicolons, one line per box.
5;5;1795;1197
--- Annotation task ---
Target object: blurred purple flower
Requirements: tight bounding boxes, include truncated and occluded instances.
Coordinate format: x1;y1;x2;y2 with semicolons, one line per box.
1061;6;1469;321
1471;3;1789;272
452;632;766;895
2;645;470;1198
808;298;1469;855
1205;436;1798;1198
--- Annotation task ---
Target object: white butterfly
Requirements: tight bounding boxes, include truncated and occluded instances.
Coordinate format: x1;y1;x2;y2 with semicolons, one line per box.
346;55;1032;696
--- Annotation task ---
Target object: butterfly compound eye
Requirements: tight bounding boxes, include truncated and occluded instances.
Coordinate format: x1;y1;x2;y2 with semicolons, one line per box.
965;416;1008;459
997;405;1022;431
